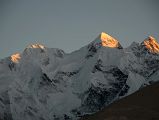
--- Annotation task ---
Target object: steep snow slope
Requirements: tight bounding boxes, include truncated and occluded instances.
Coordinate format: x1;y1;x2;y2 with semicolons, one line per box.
0;32;159;120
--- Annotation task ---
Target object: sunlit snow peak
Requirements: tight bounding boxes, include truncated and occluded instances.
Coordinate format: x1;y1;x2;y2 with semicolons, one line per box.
11;53;21;63
143;36;159;53
26;43;45;49
94;32;122;48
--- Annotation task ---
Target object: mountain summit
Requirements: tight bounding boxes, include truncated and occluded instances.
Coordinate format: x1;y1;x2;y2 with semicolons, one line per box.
0;33;159;120
92;32;122;49
10;53;21;63
143;36;159;53
26;43;45;49
100;32;121;48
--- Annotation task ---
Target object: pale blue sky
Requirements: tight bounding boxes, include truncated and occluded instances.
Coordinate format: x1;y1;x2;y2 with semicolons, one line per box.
0;0;159;58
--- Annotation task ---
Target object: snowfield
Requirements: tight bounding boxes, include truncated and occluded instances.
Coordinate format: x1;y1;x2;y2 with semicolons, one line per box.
0;32;159;120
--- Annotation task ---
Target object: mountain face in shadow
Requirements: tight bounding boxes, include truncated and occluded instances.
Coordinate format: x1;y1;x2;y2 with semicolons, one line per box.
0;32;159;120
82;82;159;120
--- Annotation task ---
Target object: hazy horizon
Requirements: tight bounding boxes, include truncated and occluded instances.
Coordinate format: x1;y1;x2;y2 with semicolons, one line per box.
0;0;159;58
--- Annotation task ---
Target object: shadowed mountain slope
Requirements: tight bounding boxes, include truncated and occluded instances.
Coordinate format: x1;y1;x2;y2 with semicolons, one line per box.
82;82;159;120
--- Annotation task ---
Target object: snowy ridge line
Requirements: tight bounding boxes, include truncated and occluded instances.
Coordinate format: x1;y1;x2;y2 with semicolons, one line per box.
0;32;159;120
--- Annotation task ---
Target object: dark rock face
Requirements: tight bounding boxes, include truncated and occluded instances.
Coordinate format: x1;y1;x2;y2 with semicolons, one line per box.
86;44;99;59
124;43;159;80
52;70;79;84
79;60;129;114
81;82;159;120
1;35;159;120
55;49;65;58
42;73;52;84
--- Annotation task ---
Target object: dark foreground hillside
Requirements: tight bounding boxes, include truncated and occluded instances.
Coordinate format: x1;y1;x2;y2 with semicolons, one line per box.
81;82;159;120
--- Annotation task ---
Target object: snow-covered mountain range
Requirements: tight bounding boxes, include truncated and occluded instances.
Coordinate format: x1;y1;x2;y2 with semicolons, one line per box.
0;32;159;120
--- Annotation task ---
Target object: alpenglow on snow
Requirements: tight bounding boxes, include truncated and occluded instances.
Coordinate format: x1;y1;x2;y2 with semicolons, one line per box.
0;32;159;120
